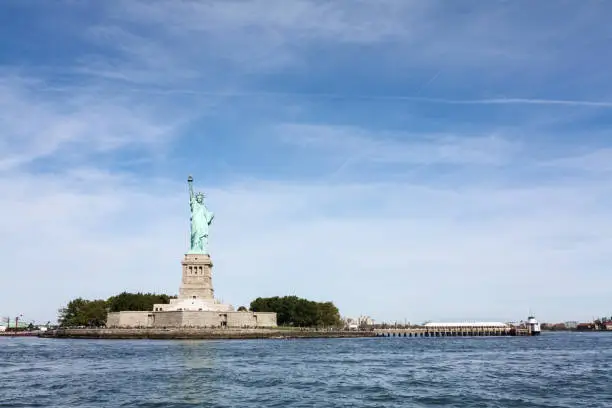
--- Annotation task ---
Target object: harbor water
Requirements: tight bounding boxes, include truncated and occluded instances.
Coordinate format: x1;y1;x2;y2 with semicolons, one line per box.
1;333;611;407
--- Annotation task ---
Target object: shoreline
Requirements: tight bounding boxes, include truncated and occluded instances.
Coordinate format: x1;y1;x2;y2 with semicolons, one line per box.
38;328;377;340
15;328;610;341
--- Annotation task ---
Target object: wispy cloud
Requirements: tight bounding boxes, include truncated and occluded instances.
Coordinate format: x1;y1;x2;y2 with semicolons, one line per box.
276;123;520;173
115;0;427;44
443;98;612;108
0;77;184;171
53;0;609;88
543;148;612;173
29;87;612;109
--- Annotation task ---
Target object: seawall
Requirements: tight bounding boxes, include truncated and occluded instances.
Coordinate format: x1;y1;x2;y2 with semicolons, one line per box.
39;328;377;340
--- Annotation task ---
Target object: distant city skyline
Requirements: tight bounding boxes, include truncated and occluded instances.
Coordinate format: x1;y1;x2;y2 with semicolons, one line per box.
1;1;611;324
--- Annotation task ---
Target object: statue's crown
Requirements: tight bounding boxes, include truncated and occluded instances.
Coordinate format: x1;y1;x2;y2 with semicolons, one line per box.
195;192;205;199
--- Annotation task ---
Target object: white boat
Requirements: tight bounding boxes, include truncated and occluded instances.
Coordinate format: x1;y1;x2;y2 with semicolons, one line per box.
527;316;541;336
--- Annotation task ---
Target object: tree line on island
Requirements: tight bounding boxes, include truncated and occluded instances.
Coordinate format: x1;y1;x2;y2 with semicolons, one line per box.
249;296;341;327
58;292;174;327
58;293;342;328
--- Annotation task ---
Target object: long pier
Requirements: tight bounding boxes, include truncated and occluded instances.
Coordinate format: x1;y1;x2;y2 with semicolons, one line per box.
374;326;532;337
0;331;40;337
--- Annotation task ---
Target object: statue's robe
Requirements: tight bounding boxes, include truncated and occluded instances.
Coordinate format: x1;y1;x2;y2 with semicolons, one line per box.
190;197;214;253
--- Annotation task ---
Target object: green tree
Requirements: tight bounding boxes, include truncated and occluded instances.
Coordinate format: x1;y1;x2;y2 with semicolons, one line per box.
250;296;342;328
107;292;173;312
317;301;342;327
59;292;175;326
58;298;108;327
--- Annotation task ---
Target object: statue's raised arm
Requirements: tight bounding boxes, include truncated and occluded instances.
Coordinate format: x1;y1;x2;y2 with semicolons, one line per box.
188;175;195;204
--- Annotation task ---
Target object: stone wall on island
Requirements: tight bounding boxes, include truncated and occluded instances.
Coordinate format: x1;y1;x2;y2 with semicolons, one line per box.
106;310;277;328
106;311;151;328
42;327;375;340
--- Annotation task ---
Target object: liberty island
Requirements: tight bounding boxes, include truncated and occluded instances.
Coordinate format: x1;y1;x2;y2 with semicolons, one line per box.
46;177;543;339
106;176;277;328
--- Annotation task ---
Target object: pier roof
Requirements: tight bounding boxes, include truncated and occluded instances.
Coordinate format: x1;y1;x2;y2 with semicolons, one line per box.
424;322;508;328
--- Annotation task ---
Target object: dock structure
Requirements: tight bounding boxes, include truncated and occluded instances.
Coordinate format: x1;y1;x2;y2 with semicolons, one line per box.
374;321;533;337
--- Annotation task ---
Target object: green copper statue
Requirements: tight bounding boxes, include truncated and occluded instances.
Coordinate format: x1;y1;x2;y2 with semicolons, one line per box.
187;175;214;254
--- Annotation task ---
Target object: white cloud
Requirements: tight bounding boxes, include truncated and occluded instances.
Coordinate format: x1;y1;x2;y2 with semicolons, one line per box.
76;25;201;85
544;147;612;173
0;77;184;171
66;0;612;82
3;0;607;118
275;123;520;175
116;0;425;44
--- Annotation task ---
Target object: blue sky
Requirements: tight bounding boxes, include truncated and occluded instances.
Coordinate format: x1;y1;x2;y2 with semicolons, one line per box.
1;0;611;325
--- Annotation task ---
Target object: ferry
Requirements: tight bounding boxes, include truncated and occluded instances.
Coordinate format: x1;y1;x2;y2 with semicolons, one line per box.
526;316;541;336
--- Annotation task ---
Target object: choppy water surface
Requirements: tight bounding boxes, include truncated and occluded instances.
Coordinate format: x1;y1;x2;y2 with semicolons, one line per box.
1;333;611;407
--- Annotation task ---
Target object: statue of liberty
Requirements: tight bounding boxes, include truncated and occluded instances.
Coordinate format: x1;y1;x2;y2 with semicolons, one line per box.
187;175;214;254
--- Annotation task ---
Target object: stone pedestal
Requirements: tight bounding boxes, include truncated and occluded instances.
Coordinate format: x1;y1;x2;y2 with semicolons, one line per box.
179;253;214;300
153;253;233;312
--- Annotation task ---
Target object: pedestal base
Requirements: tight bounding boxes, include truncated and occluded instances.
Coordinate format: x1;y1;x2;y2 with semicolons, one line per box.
153;298;233;312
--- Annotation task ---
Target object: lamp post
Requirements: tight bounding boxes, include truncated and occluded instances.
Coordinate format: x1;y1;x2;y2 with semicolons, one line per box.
15;314;23;332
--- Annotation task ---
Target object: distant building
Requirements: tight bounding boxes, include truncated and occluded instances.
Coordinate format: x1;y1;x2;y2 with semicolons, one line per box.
543;322;567;331
344;318;358;330
564;321;578;329
343;315;374;330
576;323;596;331
604;322;612;331
0;320;28;329
358;316;374;326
